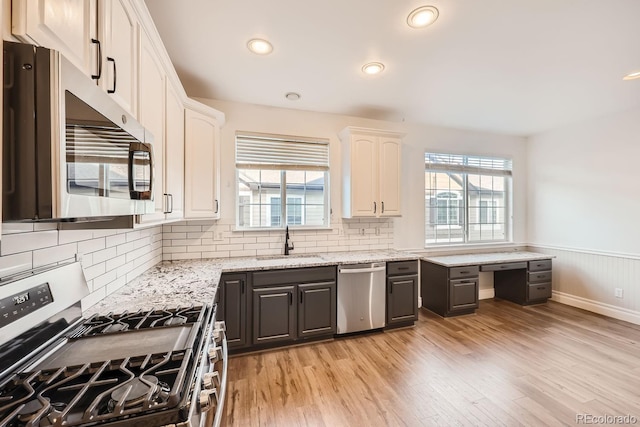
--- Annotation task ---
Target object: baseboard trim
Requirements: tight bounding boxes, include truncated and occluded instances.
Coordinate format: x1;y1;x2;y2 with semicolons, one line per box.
552;290;640;326
479;288;495;300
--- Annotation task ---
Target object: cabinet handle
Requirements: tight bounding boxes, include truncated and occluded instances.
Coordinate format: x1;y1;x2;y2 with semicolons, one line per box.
289;292;293;306
107;57;117;94
169;193;174;213
373;202;377;214
300;290;304;304
398;267;409;270
215;199;219;214
389;283;393;294
381;201;385;213
163;193;170;214
91;38;102;80
240;280;245;294
536;286;546;290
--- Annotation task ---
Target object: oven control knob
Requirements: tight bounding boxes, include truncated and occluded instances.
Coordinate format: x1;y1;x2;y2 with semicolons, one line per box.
199;388;218;412
208;346;222;363
203;371;220;389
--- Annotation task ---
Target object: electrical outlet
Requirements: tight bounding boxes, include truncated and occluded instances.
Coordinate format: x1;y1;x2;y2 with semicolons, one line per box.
615;288;624;298
216;231;224;240
360;228;365;235
375;227;380;236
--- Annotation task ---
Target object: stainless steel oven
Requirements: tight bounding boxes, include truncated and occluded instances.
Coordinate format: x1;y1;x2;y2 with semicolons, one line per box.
2;41;155;223
0;262;228;427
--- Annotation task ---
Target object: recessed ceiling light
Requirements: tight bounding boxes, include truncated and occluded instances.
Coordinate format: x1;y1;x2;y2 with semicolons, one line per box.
247;38;273;55
362;62;385;75
623;71;640;81
407;6;439;28
285;92;301;101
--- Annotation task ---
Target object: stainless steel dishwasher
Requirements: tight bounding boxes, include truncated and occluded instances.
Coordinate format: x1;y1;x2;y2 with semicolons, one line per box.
337;262;386;334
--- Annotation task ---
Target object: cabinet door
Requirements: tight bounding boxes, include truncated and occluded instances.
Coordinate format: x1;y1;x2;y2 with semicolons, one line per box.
448;278;478;312
253;286;296;345
137;29;165;223
378;137;401;217
12;0;98;77
298;282;336;339
164;82;184;220
98;0;137;117
350;135;378;217
184;109;220;219
387;275;418;325
219;274;247;349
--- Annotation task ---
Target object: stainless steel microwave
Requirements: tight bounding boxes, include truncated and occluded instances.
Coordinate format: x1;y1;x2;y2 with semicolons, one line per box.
2;41;155;223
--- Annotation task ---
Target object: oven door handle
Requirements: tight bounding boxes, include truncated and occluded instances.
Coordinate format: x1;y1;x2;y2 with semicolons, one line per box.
128;142;154;201
212;330;228;427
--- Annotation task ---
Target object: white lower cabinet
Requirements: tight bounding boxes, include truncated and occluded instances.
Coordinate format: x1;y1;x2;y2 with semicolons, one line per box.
184;103;223;219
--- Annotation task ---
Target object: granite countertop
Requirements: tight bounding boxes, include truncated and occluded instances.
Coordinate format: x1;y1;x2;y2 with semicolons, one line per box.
421;251;553;267
84;250;419;316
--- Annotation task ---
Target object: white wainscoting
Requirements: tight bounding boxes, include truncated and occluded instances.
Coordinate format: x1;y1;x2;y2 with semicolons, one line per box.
528;245;640;325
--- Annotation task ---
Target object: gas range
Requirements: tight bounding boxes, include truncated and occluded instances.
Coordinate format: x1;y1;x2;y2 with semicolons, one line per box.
0;262;227;427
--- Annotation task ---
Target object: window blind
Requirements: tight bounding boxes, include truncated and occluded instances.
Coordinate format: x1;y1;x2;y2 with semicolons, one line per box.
236;132;329;171
425;153;512;176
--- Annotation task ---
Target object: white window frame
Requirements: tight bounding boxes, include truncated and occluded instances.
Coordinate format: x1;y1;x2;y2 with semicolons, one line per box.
425;152;512;246
235;132;330;230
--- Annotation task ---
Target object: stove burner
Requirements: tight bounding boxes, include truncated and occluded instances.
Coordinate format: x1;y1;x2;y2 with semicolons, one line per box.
102;323;128;333
107;375;171;413
164;317;186;326
17;398;47;421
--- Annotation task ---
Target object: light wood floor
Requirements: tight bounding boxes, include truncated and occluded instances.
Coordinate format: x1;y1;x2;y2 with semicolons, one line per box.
221;300;640;426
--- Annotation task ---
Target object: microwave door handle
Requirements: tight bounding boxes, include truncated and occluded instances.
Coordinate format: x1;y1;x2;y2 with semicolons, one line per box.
128;142;153;201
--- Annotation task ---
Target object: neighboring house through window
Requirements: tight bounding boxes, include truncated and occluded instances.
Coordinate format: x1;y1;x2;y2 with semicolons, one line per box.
236;132;329;229
425;152;512;245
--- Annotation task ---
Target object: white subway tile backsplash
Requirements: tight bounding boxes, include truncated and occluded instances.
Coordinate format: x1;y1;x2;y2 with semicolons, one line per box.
0;252;33;277
33;243;78;267
58;229;94;244
106;234;127;248
1;230;58;255
84;262;106;281
78;238;106;256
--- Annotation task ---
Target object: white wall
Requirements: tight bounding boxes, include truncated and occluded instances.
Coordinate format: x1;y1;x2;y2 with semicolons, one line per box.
527;107;640;323
193;98;528;253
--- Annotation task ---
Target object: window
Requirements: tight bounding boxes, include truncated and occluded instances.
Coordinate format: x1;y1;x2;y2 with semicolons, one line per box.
236;133;329;228
425;153;512;245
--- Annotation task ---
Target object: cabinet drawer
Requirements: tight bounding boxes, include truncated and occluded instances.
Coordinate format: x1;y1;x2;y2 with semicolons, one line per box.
449;265;479;279
527;282;552;301
480;262;527;272
387;260;418;276
528;271;552;283
448;278;478;311
529;259;552;272
252;266;336;287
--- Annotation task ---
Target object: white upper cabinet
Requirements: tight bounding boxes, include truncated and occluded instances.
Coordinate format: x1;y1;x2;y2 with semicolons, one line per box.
340;127;404;218
12;0;99;78
164;81;185;221
98;0;138;117
184;104;222;219
137;29;166;224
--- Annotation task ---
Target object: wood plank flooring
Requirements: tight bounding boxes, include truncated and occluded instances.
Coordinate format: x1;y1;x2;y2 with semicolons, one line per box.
221;301;640;426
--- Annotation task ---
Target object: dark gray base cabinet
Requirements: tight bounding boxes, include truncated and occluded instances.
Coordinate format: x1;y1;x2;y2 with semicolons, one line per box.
251;266;336;348
217;273;248;349
494;260;552;305
386;261;419;326
420;261;479;317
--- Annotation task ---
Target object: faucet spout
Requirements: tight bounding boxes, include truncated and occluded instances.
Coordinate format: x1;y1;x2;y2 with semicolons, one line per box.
284;226;294;255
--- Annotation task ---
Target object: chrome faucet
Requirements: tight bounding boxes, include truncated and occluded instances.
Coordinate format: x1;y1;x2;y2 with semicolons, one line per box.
284;226;294;255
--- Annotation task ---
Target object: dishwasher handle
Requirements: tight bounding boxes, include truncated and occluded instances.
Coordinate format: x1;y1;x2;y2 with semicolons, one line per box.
338;266;386;274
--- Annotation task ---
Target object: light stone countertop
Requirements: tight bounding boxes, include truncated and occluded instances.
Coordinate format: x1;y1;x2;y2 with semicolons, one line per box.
421;251;553;267
84;250;419;316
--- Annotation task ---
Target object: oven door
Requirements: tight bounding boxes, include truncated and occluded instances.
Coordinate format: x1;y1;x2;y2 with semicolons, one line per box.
57;53;155;218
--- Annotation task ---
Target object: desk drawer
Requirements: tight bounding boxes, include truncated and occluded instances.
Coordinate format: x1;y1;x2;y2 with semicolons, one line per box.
529;259;552;271
528;271;552;283
449;265;479;279
480;262;527;272
528;282;552;301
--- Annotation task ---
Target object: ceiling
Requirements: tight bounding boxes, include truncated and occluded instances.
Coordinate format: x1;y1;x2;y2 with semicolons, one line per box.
145;0;640;137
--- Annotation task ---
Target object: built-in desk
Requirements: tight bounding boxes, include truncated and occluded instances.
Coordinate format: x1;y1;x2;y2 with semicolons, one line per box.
420;251;553;317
